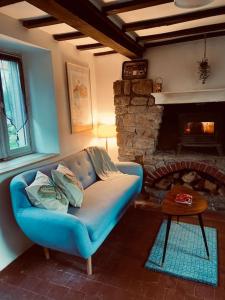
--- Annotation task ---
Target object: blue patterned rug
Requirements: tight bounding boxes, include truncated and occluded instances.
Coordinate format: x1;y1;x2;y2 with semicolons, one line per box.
145;221;218;286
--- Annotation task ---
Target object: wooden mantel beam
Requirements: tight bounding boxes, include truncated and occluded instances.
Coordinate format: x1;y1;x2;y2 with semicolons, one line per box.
123;6;225;32
102;0;173;15
145;30;225;48
138;22;225;42
0;0;22;7
25;0;143;58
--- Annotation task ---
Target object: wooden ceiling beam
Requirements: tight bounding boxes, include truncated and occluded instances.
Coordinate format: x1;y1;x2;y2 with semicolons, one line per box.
123;6;225;31
76;43;105;50
145;30;225;48
25;0;143;58
53;31;86;41
0;0;22;7
138;22;225;42
22;16;61;28
94;50;117;56
102;0;173;15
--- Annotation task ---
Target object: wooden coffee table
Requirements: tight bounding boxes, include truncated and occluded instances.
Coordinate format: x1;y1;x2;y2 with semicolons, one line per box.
161;185;209;265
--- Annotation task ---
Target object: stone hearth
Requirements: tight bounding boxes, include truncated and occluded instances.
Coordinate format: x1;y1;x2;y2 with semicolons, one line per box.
114;79;225;211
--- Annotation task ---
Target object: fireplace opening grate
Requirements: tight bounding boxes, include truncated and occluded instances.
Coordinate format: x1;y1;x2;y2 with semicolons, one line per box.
178;112;223;155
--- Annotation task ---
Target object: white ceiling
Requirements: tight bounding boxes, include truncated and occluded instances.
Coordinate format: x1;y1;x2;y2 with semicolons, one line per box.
0;1;47;19
39;24;77;35
0;0;225;53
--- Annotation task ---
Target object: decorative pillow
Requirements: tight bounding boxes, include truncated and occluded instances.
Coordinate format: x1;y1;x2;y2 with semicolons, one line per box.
25;171;69;213
51;164;84;208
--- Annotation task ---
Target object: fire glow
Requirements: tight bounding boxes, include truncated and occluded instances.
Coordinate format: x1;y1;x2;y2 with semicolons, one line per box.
184;122;214;135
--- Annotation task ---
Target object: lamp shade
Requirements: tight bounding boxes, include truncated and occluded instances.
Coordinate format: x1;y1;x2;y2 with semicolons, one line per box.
174;0;213;8
96;124;116;138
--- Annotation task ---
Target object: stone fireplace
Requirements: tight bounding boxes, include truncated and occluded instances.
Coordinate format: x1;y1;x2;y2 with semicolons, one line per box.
114;79;225;211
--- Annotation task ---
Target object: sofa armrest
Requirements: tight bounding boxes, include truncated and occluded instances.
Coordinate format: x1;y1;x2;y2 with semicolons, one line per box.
115;161;143;178
115;162;143;193
17;207;93;259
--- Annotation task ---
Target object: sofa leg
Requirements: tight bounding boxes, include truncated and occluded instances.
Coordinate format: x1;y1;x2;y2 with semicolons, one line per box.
43;247;50;260
87;257;92;275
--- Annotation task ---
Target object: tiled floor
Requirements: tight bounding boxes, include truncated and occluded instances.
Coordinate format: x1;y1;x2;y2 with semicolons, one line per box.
0;206;225;300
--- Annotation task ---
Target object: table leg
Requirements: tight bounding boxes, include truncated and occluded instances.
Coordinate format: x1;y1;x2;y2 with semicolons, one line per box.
198;214;209;258
162;216;172;265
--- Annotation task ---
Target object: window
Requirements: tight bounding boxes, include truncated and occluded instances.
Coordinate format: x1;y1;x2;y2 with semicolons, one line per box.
0;53;31;160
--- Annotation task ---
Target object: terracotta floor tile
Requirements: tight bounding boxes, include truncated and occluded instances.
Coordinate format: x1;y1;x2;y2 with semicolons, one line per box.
143;282;167;299
194;283;215;300
65;274;87;290
165;288;185;300
33;295;51;300
214;287;225;300
184;296;204;300
49;270;72;286
21;275;55;297
159;273;178;288
47;283;71;299
63;288;85;300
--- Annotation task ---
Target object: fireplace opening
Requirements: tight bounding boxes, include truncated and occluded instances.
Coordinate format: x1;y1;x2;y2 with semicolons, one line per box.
157;102;225;155
184;121;215;135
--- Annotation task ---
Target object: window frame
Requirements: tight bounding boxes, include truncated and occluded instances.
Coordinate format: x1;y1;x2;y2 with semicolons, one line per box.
0;52;32;161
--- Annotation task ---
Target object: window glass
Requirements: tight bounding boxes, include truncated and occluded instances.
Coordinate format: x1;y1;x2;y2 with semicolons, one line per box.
0;54;31;159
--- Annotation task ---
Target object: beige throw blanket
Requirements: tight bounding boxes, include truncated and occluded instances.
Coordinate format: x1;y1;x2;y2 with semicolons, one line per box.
86;146;122;180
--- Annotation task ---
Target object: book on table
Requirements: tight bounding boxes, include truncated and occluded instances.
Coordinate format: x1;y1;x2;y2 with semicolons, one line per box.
175;193;193;205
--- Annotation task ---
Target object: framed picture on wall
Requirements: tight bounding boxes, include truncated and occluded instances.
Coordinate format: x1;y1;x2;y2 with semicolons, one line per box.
122;59;148;80
66;62;93;133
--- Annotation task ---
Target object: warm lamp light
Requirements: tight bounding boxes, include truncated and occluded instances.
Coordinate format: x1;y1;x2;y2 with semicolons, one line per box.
174;0;213;8
96;124;116;152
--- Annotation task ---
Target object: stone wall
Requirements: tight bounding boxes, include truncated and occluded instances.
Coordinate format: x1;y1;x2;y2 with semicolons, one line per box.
114;79;163;162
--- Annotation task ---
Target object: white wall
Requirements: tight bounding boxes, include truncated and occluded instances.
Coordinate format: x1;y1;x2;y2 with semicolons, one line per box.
144;36;225;92
94;53;127;160
0;12;98;270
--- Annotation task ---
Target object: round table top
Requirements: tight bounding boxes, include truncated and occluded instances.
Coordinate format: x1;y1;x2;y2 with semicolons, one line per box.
162;185;208;216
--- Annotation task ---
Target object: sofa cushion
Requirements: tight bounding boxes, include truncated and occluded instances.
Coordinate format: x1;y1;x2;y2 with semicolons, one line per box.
25;171;69;213
68;174;140;242
62;151;97;189
52;164;84;208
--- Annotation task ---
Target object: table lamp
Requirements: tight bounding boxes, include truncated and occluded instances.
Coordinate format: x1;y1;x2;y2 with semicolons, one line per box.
96;124;116;152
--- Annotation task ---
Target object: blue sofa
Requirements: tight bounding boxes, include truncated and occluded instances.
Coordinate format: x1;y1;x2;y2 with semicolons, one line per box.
10;150;143;274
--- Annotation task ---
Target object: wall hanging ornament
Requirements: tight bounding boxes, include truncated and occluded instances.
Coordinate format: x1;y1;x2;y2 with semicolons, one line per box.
198;37;211;84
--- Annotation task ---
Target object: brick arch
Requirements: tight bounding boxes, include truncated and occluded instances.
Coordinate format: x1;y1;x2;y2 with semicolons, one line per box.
147;161;225;186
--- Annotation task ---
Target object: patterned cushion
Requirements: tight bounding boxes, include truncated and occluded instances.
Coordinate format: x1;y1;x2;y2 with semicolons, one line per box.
25;171;69;213
51;164;84;208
